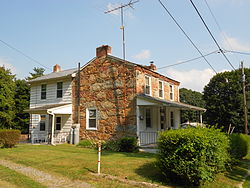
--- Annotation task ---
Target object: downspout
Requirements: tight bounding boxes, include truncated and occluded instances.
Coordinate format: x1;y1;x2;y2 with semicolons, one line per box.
48;111;56;146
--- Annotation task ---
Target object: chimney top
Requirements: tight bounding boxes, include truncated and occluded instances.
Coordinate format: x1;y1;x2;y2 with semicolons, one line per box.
96;45;112;58
53;64;61;72
147;61;157;71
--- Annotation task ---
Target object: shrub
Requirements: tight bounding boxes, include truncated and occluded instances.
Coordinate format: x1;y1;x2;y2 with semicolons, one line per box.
77;139;96;149
229;134;249;160
0;129;21;148
102;136;138;152
157;127;230;185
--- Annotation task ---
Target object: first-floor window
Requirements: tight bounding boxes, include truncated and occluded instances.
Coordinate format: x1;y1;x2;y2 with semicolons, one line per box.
40;115;46;131
145;108;151;128
55;117;61;130
170;111;174;127
160;108;165;129
87;108;97;130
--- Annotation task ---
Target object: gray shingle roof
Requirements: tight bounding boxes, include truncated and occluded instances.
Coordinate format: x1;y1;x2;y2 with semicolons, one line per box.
28;68;77;83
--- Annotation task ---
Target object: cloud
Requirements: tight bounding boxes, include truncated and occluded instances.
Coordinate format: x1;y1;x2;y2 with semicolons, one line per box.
0;58;16;74
106;3;120;15
165;68;216;92
134;50;151;60
222;34;250;52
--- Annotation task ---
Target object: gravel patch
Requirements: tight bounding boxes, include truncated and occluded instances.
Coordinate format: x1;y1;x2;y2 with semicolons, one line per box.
0;160;93;188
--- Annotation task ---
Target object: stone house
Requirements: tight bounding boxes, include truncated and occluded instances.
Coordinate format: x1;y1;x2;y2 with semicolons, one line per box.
27;45;205;145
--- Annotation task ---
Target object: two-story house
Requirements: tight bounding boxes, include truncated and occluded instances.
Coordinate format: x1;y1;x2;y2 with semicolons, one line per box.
27;45;205;146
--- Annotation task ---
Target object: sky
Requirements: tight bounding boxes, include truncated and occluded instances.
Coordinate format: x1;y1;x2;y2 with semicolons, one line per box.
1;0;250;92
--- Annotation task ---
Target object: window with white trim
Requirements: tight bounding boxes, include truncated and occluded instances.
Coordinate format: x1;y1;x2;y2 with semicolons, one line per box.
86;108;97;130
57;82;63;98
170;111;174;128
55;117;61;130
145;75;151;95
145;108;152;128
40;115;46;131
170;84;174;100
159;80;164;98
41;84;46;100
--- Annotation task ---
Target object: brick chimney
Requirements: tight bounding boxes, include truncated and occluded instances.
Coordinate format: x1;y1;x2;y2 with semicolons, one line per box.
96;45;112;58
148;61;157;71
53;64;61;72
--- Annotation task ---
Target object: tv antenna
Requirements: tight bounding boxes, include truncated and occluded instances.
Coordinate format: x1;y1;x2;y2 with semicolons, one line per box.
105;0;139;61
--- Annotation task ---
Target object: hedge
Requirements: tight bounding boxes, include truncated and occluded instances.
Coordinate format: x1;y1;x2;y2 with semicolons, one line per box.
157;127;230;185
0;129;21;148
229;133;249;160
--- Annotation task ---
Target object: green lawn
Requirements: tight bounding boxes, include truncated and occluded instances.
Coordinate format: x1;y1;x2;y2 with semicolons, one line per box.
0;164;45;188
0;142;250;187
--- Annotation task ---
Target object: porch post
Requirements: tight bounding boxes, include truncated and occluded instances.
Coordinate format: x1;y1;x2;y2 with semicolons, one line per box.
51;114;55;145
136;106;140;144
200;112;203;124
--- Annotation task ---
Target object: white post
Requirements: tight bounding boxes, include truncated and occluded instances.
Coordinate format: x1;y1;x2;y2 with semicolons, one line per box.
51;114;55;145
97;142;101;174
136;105;140;144
200;112;203;124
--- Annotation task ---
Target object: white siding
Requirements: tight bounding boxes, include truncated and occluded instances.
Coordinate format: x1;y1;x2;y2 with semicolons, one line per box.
30;79;72;108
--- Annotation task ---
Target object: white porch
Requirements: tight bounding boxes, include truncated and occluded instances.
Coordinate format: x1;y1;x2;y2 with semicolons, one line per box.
27;103;73;145
136;95;206;146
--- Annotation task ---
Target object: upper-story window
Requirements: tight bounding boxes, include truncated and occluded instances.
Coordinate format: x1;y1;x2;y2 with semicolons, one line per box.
159;80;164;98
57;82;63;98
41;84;46;100
145;75;151;95
86;108;97;130
170;84;174;101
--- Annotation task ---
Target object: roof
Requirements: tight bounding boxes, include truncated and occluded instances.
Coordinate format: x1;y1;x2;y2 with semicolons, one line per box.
28;68;77;83
25;103;72;114
137;94;206;112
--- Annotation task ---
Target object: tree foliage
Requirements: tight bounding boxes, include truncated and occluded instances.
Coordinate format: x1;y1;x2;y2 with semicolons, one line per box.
13;79;30;133
26;67;45;80
180;88;205;123
0;66;15;129
203;69;250;133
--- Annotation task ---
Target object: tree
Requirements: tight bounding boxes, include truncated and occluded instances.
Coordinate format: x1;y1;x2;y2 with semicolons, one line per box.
26;67;45;80
13;79;30;133
180;88;205;123
0;66;15;129
203;69;250;133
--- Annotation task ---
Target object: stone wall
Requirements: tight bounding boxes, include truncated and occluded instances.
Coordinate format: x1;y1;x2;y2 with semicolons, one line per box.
75;57;137;141
135;66;180;102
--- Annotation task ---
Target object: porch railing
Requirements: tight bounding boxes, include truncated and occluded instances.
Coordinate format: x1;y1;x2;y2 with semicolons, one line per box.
31;132;70;144
139;132;158;146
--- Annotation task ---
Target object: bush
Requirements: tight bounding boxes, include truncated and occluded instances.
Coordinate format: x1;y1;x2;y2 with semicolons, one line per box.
0;129;21;148
157;127;230;185
102;136;138;152
229;134;249;160
77;139;96;149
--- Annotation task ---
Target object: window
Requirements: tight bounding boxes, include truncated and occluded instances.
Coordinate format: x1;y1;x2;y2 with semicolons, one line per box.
40;115;46;131
170;111;174;127
159;80;164;98
160;107;165;129
57;82;63;98
145;108;151;128
86;108;97;130
41;84;46;100
145;75;151;95
170;85;174;100
55;117;61;130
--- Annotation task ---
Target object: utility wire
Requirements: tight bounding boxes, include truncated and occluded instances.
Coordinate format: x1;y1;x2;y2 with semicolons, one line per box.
225;50;250;56
158;0;217;74
189;0;236;71
0;39;50;70
158;50;219;69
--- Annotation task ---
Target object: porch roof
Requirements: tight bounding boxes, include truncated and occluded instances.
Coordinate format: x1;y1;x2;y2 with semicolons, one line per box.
25;103;72;114
137;94;206;112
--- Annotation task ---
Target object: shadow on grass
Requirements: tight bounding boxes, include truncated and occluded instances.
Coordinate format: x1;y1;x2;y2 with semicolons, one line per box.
101;150;157;159
224;159;250;182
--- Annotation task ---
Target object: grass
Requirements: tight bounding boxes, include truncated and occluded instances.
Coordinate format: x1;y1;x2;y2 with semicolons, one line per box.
0;164;45;188
0;137;249;187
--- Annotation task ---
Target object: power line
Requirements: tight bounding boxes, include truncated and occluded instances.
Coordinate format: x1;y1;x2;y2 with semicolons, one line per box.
157;0;217;73
0;39;51;70
189;0;236;71
158;50;219;69
224;50;250;56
